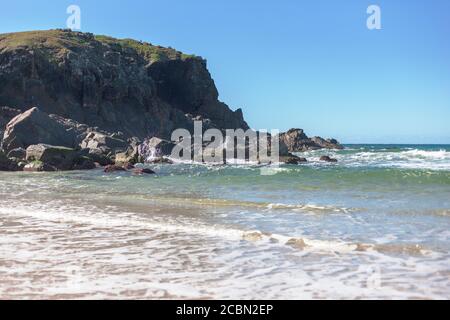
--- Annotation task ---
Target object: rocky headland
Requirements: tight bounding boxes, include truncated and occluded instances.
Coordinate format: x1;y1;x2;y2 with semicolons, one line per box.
0;30;342;172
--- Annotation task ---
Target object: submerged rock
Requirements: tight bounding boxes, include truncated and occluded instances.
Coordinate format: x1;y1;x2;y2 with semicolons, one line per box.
103;164;127;173
146;157;173;164
279;155;307;165
286;238;307;250
242;232;264;242
132;168;156;175
319;156;338;163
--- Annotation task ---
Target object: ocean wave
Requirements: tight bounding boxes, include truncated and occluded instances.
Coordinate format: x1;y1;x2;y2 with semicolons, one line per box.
265;203;356;214
127;194;358;214
0;204;434;257
297;147;450;170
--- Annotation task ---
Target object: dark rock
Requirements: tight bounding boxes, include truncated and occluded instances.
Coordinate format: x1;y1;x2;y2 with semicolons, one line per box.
115;145;141;165
133;168;156;175
147;157;173;164
279;129;309;151
319;156;338;163
26;144;78;170
2;107;77;152
280;128;343;152
286;238;307;250
16;161;27;171
80;131;128;155
279;155;307;165
48;114;90;145
103;165;127;173
72;156;96;170
139;137;176;160
310;137;344;150
123;162;135;170
83;148;114;166
7;147;26;160
0;150;18;171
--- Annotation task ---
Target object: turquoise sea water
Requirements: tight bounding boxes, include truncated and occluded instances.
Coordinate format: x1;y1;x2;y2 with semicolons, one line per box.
0;145;449;299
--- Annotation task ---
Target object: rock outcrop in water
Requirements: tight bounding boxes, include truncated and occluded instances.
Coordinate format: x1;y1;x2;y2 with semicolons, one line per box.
2;107;78;152
0;30;341;171
279;128;343;152
0;30;252;170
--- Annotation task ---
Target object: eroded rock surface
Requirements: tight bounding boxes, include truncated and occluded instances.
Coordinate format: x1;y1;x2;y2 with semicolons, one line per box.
280;128;343;152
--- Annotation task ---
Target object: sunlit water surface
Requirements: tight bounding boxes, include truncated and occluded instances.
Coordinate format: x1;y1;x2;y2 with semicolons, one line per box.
0;145;449;299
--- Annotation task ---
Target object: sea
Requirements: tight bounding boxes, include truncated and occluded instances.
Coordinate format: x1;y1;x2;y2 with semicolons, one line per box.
0;144;449;299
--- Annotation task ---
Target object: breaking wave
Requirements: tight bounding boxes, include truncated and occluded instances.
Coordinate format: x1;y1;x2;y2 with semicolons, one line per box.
298;147;450;170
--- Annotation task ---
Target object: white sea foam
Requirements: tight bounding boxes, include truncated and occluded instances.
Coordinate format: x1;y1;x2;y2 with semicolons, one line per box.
0;202;448;299
1;191;449;300
297;148;450;170
0;203;434;256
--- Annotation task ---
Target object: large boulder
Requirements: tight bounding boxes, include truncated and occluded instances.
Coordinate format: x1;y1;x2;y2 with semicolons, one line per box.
2;107;77;152
80;131;128;156
26;144;78;170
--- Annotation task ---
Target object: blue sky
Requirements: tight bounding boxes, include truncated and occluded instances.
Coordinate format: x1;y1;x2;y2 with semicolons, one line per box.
1;0;449;143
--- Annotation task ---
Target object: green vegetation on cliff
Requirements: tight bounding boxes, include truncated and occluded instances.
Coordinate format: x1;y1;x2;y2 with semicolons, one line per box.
0;29;198;63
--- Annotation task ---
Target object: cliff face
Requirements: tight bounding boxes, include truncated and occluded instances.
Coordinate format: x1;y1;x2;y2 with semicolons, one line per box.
0;30;248;140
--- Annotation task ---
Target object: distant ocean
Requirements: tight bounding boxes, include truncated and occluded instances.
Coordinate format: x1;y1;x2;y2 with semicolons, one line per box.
0;144;449;299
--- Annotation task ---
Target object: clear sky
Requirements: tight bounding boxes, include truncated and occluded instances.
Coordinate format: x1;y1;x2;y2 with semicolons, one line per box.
1;0;449;143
